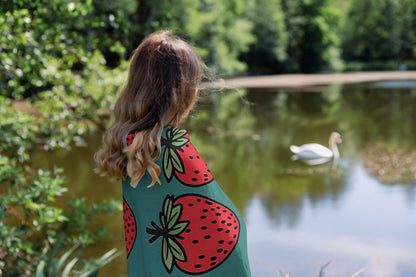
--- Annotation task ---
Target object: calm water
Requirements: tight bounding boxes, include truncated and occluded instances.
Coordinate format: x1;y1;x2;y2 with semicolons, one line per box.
33;81;416;277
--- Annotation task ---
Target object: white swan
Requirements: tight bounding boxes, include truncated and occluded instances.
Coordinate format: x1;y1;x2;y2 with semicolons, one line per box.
290;132;342;165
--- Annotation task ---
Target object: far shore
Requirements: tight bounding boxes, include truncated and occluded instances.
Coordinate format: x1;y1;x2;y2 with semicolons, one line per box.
206;71;416;89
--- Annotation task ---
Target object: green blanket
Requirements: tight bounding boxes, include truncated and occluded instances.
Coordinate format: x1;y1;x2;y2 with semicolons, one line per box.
122;126;251;276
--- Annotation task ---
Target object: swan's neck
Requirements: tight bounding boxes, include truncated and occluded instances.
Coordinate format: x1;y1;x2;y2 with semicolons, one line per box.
329;140;339;159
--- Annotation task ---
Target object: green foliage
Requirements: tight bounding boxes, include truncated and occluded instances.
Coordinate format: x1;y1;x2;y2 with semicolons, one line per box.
186;0;255;76
128;0;255;76
35;245;120;277
241;0;288;75
0;0;128;99
0;153;121;276
282;0;342;73
342;0;416;63
0;56;122;277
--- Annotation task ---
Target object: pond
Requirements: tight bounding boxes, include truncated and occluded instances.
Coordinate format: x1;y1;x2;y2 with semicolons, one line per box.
33;81;416;277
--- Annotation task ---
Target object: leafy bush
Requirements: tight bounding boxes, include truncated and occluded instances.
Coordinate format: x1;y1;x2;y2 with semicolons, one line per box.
0;155;121;276
0;73;123;276
0;0;128;99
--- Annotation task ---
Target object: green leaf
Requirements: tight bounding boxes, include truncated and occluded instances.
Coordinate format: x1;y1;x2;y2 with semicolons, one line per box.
169;149;184;173
171;137;189;147
164;149;173;180
162;238;174;272
169;221;189;236
163;196;172;221
62;257;78;277
168;205;181;229
35;260;46;277
160;213;166;229
168;238;186;262
172;128;187;140
166;128;173;139
55;245;78;273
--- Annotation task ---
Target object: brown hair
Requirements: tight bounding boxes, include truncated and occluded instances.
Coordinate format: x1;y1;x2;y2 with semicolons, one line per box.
94;30;205;187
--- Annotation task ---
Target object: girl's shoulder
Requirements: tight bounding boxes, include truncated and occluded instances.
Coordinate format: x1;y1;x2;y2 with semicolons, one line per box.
125;126;190;147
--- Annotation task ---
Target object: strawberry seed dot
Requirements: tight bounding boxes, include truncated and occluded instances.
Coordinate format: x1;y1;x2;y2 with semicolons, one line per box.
211;256;217;261
218;240;224;244
204;235;211;239
217;248;223;253
224;250;228;254
192;178;198;181
201;226;207;230
195;264;202;268
211;261;217;266
217;228;223;231
201;216;206;219
198;255;205;259
192;240;199;244
194;170;200;174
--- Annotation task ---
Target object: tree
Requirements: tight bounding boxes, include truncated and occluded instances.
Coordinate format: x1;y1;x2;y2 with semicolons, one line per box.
341;0;414;62
282;0;341;73
240;0;288;75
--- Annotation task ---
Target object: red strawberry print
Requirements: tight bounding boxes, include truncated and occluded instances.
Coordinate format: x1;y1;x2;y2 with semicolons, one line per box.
123;197;137;257
146;194;240;274
126;133;135;147
161;127;213;186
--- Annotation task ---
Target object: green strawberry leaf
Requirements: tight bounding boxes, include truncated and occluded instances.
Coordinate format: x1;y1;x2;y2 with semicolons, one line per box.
168;221;189;236
171;137;189;147
166;128;173;140
169;149;184;173
164;196;173;222
160;213;166;229
168;205;181;229
164;149;173;181
171;128;187;140
162;238;174;273
168;238;186;262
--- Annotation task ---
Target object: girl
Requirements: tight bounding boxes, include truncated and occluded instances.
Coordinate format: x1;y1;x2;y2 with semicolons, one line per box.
95;30;251;276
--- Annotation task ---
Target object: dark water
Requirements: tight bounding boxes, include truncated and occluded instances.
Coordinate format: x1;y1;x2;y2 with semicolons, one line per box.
33;81;416;277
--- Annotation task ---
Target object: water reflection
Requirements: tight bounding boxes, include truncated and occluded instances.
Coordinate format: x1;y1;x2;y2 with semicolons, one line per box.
32;82;416;276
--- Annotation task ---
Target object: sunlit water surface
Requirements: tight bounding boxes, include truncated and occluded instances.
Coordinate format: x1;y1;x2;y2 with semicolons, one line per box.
33;81;416;277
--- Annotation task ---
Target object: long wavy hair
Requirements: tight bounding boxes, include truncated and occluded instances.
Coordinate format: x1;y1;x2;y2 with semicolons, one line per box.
95;30;205;188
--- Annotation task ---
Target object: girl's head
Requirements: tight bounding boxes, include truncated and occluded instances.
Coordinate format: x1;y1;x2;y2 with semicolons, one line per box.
95;30;206;187
117;30;203;127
